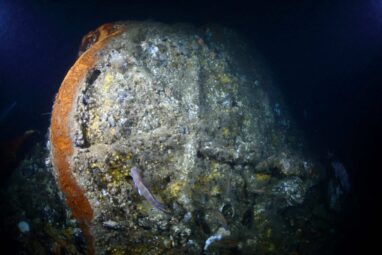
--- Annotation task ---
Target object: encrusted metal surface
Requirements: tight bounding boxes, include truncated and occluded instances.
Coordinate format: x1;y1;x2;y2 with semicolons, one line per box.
48;21;328;254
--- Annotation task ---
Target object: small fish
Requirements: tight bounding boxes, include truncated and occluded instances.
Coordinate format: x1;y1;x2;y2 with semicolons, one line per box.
331;160;351;193
130;167;170;214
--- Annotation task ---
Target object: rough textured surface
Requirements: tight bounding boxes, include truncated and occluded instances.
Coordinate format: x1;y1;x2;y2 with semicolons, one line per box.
50;23;126;254
47;21;332;254
0;143;86;254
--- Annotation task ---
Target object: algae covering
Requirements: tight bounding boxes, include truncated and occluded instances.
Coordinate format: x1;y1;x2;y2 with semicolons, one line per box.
54;21;327;254
0;21;343;255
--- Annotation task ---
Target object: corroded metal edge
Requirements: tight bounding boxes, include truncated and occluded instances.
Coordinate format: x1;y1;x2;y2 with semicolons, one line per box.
50;23;126;255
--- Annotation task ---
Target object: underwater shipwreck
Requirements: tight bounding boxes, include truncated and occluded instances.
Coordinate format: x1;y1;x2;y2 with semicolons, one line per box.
0;21;348;254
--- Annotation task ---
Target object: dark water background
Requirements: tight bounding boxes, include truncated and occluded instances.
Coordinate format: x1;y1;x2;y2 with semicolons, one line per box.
0;0;381;254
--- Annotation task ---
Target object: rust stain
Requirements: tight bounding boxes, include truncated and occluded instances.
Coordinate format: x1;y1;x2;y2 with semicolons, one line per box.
50;23;125;255
79;22;125;56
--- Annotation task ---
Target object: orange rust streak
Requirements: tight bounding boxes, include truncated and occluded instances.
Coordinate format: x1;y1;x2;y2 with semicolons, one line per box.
79;23;125;56
50;24;125;255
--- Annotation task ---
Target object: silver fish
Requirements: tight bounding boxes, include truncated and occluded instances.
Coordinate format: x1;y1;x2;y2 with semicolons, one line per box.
130;167;170;214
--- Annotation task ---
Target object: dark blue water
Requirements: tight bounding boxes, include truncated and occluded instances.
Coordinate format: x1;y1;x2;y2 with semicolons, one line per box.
1;0;381;254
